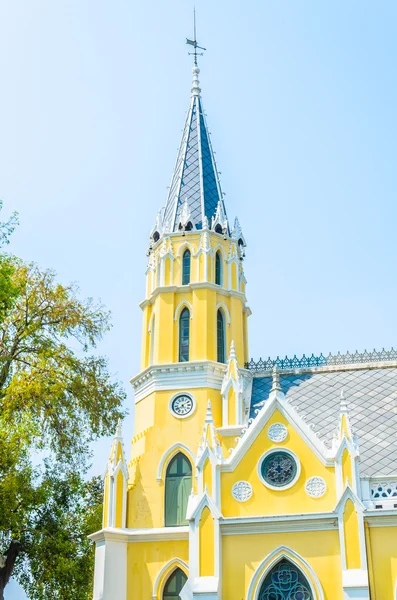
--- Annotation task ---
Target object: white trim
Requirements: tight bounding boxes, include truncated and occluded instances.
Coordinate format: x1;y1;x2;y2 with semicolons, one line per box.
215;302;231;325
257;448;301;492
157;443;195;483
174;301;194;322
139;282;248;310
152;558;189;600
89;526;189;543
220;513;337;535
176;241;196;258
131;361;227;403
246;546;324;600
168;392;197;419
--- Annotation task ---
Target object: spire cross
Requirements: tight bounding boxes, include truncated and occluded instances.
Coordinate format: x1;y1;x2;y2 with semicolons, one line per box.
186;8;206;66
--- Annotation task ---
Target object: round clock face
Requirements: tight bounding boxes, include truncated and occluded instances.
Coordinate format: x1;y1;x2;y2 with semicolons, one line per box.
171;394;194;417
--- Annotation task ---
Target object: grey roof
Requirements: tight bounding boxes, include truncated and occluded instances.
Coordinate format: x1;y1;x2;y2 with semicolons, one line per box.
250;366;397;477
162;82;228;233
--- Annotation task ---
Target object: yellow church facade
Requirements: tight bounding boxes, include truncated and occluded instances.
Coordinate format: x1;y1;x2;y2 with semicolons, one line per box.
90;57;397;600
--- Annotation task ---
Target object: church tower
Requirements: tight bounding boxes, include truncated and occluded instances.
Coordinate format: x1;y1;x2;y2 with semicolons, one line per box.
91;46;250;600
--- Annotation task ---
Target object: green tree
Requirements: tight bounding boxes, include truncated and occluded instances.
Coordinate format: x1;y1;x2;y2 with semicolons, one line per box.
0;207;125;599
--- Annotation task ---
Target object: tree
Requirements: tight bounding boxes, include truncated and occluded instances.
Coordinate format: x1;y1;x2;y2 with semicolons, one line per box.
0;207;126;599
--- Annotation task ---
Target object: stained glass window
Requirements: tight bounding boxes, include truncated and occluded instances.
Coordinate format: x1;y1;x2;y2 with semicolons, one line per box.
261;452;297;487
165;454;192;527
215;251;222;286
259;560;312;600
179;308;190;362
217;309;225;363
182;249;191;285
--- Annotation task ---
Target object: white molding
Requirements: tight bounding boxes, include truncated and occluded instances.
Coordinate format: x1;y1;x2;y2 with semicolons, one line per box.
217;425;244;437
257;448;301;491
220;513;338;535
89;526;189;544
176;241;196;258
131;361;226;403
152;558;189;600
246;546;324;600
139;282;248;311
156;442;195;483
169;392;197;419
215;302;231;325
174;300;194;321
365;512;397;526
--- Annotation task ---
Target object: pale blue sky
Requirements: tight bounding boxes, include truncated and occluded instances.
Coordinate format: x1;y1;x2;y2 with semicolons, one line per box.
1;1;396;598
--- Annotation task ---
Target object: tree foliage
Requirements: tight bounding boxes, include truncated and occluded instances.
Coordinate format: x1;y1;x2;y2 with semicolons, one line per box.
0;205;126;599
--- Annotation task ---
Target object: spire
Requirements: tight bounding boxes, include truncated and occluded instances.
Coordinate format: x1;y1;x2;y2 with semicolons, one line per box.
161;34;228;235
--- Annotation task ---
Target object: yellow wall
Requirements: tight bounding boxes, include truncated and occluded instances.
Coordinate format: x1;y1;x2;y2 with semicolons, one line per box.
115;470;124;528
221;408;336;517
222;530;342;600
127;387;223;528
127;540;188;599
367;525;397;600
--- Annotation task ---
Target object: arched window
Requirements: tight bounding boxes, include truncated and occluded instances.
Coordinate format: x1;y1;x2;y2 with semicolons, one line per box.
165;453;192;526
258;560;313;600
215;251;222;286
179;308;190;362
217;309;225;363
182;249;191;285
163;567;187;599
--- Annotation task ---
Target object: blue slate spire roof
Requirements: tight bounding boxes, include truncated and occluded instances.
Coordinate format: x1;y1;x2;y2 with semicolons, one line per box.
162;65;228;234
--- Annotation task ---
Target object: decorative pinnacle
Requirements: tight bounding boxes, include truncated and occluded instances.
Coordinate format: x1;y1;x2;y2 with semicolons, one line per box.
271;365;282;392
205;399;214;423
340;388;348;413
115;418;123;439
229;340;237;361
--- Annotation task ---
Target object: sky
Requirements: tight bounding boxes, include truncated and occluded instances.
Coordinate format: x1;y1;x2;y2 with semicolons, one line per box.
1;1;396;598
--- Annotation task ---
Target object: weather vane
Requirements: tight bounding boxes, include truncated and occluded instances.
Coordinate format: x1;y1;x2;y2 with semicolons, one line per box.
186;8;206;66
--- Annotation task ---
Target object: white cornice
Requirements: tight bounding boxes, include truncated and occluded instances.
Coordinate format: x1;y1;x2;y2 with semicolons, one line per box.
139;283;249;311
130;361;227;403
88;526;189;544
217;425;244;437
220;512;338;535
364;512;397;527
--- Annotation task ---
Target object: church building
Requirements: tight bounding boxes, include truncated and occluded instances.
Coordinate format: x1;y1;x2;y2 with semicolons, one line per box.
90;47;397;600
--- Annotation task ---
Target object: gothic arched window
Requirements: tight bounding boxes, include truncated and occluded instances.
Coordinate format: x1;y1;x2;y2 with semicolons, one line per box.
179;308;190;362
165;453;192;527
215;251;222;286
182;249;191;285
163;567;187;599
217;309;226;363
259;560;313;600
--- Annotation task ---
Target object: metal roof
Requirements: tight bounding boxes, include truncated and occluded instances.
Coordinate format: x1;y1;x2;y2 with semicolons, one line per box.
250;365;397;477
162;67;228;233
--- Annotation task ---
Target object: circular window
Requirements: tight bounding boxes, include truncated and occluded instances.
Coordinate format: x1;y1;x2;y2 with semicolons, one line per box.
259;450;300;490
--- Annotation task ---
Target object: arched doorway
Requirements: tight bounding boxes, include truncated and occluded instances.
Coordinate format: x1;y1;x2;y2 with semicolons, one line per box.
163;567;187;600
258;559;313;600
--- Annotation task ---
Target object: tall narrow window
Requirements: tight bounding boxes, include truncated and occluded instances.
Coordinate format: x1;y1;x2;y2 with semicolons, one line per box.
165;453;192;526
182;249;191;285
217;309;225;363
215;251;222;286
258;559;313;600
179;308;190;362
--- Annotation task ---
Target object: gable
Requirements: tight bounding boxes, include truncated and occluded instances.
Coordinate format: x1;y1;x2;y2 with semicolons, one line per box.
220;407;336;518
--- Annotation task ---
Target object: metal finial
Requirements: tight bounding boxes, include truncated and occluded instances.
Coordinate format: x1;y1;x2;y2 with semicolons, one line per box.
186;9;206;96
